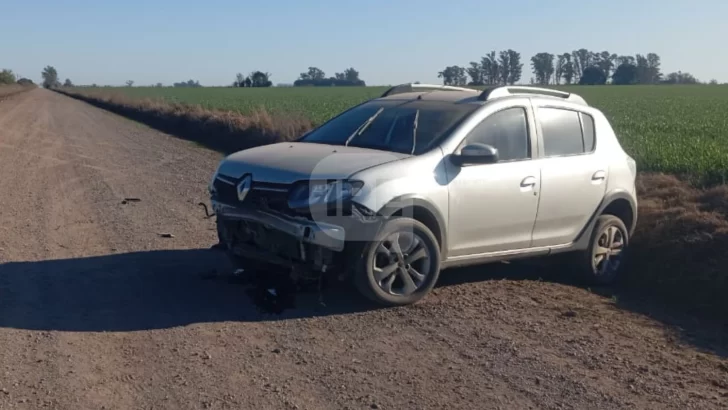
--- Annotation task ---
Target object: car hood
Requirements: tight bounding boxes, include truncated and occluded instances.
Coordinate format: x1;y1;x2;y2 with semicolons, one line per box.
216;142;411;184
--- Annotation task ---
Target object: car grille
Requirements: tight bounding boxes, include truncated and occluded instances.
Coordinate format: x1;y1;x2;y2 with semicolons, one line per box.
248;181;291;214
212;176;294;215
212;176;239;205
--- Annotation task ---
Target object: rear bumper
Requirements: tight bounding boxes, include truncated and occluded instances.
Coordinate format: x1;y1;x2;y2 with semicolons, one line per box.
211;200;346;251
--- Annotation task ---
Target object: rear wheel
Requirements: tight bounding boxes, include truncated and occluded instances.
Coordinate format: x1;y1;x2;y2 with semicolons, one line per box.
576;214;629;285
354;217;441;306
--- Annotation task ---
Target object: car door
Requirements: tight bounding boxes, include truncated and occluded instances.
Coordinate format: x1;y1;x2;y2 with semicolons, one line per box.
445;104;541;257
530;105;608;247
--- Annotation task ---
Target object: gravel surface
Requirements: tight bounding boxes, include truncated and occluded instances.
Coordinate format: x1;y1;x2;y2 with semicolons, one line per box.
1;89;726;410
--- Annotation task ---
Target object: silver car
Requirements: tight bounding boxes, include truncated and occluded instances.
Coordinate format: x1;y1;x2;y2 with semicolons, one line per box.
208;84;638;306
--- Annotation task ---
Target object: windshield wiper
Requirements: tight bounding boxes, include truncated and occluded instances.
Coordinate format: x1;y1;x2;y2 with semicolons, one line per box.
410;109;420;155
345;107;384;146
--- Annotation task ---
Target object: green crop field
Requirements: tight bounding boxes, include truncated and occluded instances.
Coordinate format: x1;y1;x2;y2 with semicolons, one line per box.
76;85;728;185
115;86;389;125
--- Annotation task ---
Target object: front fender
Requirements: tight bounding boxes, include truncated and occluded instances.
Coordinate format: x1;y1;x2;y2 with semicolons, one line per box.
371;194;449;257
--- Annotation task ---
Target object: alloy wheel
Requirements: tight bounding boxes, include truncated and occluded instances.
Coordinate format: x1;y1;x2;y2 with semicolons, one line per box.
372;231;433;296
593;225;625;276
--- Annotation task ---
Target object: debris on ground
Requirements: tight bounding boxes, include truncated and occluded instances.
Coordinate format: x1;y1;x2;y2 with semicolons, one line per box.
198;202;215;218
121;197;141;204
238;268;298;315
158;233;175;238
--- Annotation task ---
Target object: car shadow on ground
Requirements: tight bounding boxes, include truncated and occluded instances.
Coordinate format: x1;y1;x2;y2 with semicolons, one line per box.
1;248;725;358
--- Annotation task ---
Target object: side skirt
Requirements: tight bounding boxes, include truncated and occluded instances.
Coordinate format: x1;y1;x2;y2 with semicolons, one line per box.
441;242;576;270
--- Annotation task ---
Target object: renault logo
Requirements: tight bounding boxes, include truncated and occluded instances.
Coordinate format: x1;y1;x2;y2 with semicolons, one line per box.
237;175;252;202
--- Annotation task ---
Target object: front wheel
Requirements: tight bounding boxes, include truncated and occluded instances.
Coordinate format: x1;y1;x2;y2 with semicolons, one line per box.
354;217;441;306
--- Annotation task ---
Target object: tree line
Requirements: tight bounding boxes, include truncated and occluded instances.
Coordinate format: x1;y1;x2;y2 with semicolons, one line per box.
293;67;365;87
0;68;34;86
440;49;715;86
32;61;721;89
232;71;273;87
439;49;524;87
227;67;367;87
40;66;75;88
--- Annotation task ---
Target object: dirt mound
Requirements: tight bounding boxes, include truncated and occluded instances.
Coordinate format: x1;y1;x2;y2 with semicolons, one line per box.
626;173;728;316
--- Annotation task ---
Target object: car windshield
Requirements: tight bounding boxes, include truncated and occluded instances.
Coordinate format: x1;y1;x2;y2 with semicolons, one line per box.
299;100;478;155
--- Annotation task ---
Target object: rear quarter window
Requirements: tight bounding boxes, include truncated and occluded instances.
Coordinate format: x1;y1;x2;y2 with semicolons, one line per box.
580;112;596;152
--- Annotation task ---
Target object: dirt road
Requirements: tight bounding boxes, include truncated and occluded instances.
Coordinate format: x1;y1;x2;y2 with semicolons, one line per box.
0;89;726;410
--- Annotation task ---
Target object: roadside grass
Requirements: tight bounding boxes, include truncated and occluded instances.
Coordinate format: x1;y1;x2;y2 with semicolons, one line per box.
53;88;312;153
53;86;728;318
0;84;35;100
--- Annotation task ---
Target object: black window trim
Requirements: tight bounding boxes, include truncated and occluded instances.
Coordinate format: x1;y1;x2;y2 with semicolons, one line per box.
578;111;597;154
537;105;597;159
456;105;533;165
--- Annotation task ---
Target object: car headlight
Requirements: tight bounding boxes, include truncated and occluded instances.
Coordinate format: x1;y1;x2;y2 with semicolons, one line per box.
288;180;364;209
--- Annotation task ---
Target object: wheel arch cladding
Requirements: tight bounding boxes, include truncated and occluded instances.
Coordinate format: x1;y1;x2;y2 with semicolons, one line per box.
377;196;447;257
572;190;637;250
601;198;635;236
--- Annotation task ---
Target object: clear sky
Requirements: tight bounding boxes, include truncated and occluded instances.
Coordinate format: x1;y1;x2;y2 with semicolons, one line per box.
2;0;726;86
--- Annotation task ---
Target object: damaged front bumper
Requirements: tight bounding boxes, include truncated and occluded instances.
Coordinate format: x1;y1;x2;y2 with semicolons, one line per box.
211;200;346;252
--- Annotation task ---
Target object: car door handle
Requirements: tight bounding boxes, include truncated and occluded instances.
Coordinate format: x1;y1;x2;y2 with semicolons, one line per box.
520;176;537;187
592;171;606;181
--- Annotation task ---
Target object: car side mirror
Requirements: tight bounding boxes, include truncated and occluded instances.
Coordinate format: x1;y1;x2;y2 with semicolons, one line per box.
451;143;499;166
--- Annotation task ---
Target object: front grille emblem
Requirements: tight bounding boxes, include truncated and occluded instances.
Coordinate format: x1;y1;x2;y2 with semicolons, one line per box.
237;175;252;202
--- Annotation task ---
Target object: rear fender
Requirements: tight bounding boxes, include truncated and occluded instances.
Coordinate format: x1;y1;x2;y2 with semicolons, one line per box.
570;189;638;251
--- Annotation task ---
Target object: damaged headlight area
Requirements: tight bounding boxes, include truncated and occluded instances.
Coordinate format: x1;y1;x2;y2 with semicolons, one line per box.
207;160;225;195
287;180;363;211
208;171;218;195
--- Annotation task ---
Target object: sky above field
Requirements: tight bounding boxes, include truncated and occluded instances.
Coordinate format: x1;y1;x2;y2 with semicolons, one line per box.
2;0;726;86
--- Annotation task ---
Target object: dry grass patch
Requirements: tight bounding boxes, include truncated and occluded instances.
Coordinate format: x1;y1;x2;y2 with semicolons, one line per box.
0;84;35;100
627;173;728;316
54;88;313;154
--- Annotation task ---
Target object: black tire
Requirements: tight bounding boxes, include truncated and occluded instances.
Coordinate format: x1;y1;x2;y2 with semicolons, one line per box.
353;217;441;306
575;214;630;285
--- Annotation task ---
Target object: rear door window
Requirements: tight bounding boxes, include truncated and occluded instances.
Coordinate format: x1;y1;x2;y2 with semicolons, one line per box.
539;108;584;157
